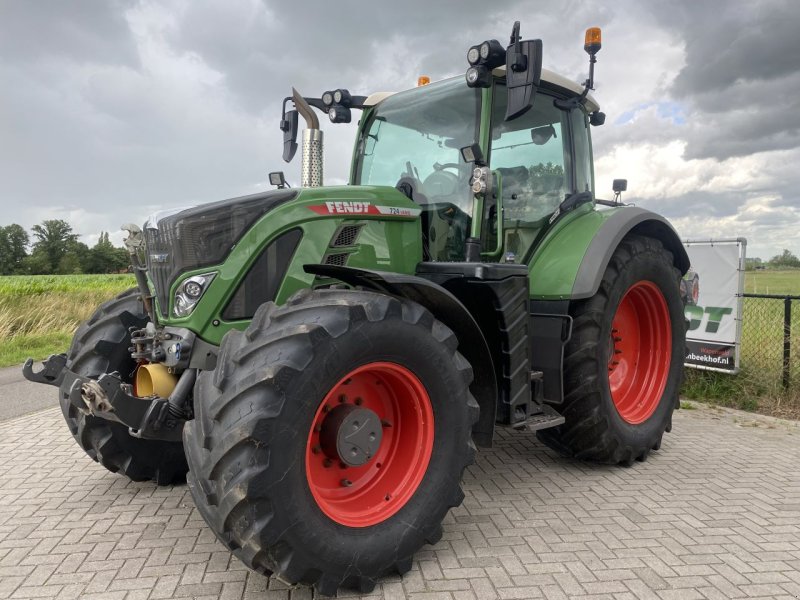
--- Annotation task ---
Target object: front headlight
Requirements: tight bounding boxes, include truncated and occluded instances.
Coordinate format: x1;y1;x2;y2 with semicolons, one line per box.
173;273;216;318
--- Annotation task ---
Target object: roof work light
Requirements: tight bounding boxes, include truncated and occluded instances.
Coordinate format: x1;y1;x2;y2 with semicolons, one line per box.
465;38;506;88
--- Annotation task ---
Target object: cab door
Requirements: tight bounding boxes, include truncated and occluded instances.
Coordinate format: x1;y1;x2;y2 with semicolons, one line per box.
484;82;595;264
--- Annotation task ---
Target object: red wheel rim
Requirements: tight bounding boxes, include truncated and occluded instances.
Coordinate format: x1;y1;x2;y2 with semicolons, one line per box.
607;281;672;424
305;362;434;527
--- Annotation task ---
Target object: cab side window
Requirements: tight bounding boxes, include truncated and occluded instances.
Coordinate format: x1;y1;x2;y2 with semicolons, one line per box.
490;85;570;232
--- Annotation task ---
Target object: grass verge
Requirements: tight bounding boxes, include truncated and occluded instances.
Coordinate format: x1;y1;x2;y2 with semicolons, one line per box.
681;368;800;420
0;275;134;368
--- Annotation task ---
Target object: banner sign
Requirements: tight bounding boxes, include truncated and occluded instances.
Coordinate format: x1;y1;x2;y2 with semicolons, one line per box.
682;239;746;373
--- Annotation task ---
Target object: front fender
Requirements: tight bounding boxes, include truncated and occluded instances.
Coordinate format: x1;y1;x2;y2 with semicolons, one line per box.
529;205;689;300
304;264;498;447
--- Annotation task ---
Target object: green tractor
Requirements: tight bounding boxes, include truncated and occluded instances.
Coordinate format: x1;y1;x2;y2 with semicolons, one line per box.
24;23;687;596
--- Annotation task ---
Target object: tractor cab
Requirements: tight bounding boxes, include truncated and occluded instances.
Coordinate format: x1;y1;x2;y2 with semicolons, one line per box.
350;69;600;265
281;21;604;269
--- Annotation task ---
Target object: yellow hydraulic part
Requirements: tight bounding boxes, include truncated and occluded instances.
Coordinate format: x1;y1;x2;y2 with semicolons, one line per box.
135;363;178;398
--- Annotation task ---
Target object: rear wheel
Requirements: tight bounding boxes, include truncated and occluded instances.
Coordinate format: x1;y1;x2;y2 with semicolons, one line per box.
537;235;684;464
61;288;188;485
183;289;478;596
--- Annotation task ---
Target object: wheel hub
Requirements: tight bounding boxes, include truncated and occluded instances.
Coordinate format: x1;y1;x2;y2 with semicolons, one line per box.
305;362;435;527
607;280;671;424
319;405;383;467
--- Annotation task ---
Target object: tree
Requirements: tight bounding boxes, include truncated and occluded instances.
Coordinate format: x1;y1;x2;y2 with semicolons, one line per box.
21;249;52;275
59;240;90;274
744;257;763;271
86;232;130;273
57;252;82;274
0;224;29;275
32;219;79;273
768;249;800;269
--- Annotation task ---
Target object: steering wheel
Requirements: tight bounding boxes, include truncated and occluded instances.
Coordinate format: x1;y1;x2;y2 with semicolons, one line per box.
422;170;460;198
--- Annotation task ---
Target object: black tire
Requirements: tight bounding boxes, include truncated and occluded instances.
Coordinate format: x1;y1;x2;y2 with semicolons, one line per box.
184;289;478;596
61;288;188;485
537;235;685;465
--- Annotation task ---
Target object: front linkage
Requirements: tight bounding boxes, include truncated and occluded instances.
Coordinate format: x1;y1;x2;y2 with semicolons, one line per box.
22;353;190;442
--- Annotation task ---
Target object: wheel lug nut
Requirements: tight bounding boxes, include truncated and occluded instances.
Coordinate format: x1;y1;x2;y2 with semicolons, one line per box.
614;337;622;343
341;479;352;487
614;349;622;354
322;405;330;413
381;420;392;428
339;394;347;403
323;458;333;468
354;397;363;406
312;445;321;454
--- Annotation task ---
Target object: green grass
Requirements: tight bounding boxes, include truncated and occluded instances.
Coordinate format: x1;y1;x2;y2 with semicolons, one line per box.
745;268;800;295
0;274;134;367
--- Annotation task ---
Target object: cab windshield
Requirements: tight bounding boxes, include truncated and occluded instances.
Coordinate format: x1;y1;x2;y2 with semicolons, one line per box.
353;78;480;218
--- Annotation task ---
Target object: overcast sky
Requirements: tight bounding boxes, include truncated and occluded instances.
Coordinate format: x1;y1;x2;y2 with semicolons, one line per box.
1;0;799;260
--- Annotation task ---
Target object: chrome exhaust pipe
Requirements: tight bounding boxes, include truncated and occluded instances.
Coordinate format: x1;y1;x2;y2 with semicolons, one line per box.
292;88;323;187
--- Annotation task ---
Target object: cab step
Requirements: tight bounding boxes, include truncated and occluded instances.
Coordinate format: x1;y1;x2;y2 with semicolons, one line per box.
512;403;565;432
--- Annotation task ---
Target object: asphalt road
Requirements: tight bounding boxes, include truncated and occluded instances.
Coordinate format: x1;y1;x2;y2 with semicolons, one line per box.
0;363;58;422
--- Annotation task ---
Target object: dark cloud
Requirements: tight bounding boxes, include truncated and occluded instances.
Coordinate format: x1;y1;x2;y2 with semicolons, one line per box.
662;0;799;95
648;0;800;160
168;0;600;113
0;0;798;257
0;0;138;66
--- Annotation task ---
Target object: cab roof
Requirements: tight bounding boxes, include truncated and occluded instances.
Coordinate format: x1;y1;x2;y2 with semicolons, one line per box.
363;68;599;113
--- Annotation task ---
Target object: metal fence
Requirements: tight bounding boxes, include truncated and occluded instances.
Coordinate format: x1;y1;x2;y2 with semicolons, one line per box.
739;293;800;392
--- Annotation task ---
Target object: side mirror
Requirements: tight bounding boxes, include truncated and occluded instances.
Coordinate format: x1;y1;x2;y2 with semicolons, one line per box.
530;125;556;145
505;22;542;121
280;109;299;163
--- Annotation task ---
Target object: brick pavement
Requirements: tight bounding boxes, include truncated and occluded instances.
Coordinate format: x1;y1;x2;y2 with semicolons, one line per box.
1;403;799;600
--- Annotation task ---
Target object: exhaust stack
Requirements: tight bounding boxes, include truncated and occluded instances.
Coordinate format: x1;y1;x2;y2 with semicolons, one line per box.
292;88;323;187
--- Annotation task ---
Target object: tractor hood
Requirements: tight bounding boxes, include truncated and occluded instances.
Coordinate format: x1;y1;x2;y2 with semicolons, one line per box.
143;188;297;314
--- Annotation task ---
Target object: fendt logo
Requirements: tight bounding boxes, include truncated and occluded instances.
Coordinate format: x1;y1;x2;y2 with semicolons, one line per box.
317;201;372;214
685;305;733;333
308;202;422;217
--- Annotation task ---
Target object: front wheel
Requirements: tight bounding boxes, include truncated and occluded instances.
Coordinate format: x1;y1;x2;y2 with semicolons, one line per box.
183;289;478;596
538;235;685;465
61;288;188;484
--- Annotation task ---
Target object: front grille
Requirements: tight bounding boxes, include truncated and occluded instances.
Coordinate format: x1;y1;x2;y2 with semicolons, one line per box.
142;188;297;318
144;228;174;314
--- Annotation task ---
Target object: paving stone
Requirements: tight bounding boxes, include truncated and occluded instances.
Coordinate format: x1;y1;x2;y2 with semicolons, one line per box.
0;404;798;599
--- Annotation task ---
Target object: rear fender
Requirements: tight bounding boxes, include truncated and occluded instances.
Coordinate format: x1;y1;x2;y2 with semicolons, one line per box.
304;264;498;447
529;205;689;300
528;206;688;404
